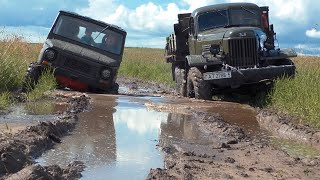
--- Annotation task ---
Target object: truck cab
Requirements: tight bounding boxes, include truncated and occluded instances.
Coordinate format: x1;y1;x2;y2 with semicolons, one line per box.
165;3;296;100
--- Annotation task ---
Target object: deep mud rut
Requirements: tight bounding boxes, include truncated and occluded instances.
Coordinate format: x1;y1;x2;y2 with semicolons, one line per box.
0;77;319;179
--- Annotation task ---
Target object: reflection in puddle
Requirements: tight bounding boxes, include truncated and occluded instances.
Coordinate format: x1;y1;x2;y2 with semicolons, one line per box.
161;113;211;145
25;100;68;115
206;103;270;139
0;100;68;134
37;95;168;179
0;100;65;125
271;138;320;158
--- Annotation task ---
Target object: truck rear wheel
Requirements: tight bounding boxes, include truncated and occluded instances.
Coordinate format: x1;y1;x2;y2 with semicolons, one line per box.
175;67;187;96
187;67;212;100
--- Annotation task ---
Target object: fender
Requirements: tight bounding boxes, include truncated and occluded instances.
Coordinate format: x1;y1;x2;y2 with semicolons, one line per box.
261;48;297;61
186;55;223;67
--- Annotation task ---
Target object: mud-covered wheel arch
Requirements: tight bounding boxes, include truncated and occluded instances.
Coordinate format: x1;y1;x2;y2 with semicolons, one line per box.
187;67;212;100
22;62;43;92
174;66;187;96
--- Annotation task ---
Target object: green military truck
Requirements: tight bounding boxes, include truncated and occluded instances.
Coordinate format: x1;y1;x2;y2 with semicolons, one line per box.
165;3;296;100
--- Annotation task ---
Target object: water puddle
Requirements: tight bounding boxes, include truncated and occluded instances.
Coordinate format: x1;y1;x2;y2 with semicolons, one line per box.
0;100;68;133
25;93;319;178
37;95;170;179
205;103;271;140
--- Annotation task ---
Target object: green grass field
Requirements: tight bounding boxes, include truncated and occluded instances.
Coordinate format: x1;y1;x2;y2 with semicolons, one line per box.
119;47;173;85
0;38;319;128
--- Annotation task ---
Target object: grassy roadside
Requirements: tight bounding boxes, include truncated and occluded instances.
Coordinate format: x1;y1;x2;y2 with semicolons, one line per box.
269;56;320;128
0;37;55;110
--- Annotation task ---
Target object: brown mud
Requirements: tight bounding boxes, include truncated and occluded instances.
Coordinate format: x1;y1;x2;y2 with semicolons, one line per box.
146;100;320;179
0;77;319;179
0;91;89;179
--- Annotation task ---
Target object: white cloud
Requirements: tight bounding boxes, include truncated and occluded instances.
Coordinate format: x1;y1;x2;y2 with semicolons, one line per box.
306;28;320;39
114;108;168;135
77;0;117;19
229;0;307;22
104;2;181;32
77;0;319;48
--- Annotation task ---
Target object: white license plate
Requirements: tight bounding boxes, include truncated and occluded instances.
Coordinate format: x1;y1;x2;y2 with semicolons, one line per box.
203;71;232;80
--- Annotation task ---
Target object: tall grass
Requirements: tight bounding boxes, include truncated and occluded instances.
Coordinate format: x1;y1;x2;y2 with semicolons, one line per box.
119;47;173;85
26;68;57;101
269;56;320;127
0;34;53;110
0;92;11;110
0;35;42;90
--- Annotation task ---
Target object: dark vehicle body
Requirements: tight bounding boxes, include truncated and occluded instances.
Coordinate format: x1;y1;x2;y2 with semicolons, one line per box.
24;11;126;93
165;3;296;100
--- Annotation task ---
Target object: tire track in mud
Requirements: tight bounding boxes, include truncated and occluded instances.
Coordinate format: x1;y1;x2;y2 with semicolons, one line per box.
0;93;89;179
145;99;320;180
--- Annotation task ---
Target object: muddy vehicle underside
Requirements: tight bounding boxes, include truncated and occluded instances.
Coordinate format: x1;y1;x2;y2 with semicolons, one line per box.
23;11;127;93
165;3;296;100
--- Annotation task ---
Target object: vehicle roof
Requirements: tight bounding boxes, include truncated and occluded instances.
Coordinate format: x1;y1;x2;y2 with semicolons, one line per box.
59;10;126;34
191;3;260;17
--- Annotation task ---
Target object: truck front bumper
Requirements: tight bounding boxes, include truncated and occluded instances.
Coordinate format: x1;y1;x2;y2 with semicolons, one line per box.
205;65;295;88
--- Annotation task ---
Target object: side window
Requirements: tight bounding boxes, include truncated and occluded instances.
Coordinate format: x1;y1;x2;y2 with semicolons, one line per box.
91;32;103;44
78;26;86;40
99;30;124;54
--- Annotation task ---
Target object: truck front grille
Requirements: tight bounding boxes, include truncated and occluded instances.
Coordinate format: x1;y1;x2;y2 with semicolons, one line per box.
227;38;258;68
64;58;91;74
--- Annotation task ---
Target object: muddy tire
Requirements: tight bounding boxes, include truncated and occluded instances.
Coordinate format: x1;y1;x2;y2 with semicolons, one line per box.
109;83;119;94
187;67;212;100
22;63;42;92
174;67;187;96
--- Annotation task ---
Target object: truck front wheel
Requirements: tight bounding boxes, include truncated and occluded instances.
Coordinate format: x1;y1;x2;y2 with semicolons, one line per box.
22;62;42;92
175;67;187;96
187;67;212;100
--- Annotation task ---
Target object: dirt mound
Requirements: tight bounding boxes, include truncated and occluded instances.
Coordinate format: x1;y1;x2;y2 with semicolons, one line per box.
5;161;85;180
257;109;320;148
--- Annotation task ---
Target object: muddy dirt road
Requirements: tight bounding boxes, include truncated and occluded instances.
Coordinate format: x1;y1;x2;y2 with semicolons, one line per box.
1;78;320;179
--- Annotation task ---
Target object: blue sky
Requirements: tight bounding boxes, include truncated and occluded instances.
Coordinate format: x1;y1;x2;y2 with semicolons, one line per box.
0;0;319;55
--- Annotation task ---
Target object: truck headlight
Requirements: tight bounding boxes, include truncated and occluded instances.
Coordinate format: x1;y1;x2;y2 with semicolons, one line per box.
44;49;57;61
101;69;111;80
209;44;220;56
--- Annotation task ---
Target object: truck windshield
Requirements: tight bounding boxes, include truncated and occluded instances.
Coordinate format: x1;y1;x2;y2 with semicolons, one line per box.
198;10;228;31
52;15;124;55
229;8;261;27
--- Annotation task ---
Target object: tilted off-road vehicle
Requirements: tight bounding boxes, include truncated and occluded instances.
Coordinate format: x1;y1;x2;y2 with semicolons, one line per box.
23;11;126;93
165;3;296;100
